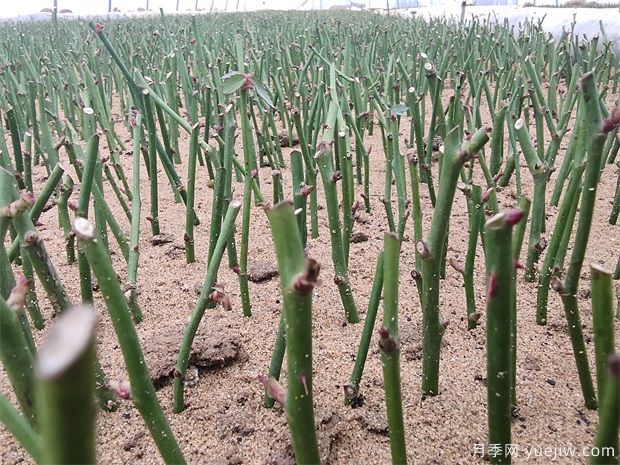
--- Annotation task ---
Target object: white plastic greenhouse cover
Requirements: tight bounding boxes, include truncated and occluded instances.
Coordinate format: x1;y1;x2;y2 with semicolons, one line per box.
398;5;620;53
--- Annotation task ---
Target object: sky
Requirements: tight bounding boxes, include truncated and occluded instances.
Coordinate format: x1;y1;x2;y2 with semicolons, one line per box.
0;0;310;17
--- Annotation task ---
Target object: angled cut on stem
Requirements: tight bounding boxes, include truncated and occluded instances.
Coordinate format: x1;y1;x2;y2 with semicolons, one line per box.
35;305;97;465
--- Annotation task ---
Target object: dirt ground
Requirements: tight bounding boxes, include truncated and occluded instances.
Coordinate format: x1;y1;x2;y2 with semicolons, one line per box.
1;86;620;465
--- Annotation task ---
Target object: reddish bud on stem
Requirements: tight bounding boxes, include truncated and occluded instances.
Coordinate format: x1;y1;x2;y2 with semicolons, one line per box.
258;374;286;406
7;275;30;311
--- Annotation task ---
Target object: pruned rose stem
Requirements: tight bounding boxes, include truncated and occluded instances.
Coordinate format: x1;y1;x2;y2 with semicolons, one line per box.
590;264;616;405
315;101;359;324
2;167;116;412
174;200;241;413
75;134;99;305
485;210;522;465
264;314;286;409
0;393;41;462
513;117;548;282
420;126;490;396
1;167;71;314
142;90;161;236
7;162;65;263
214;107;235;266
555;72;605;411
0;290;35;422
489;105;508;177
345;251;384;405
35;305;97;464
510;196;531;408
237;88;256;318
380;233;407;464
184;123;200;264
463;185;483;330
57;173;75;266
74;217;186;464
289;150;308;248
291;109;319;239
127;113;144;323
536;116;586;326
591;354;620;465
266;200;320;464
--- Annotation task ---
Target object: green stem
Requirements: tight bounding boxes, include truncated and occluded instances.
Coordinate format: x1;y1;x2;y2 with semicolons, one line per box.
1;175;71;313
464;185;482;329
420;126;490;396
590;264;616;403
557;72;605;410
0;288;35;423
315;104;359;324
174;201;241;413
0;394;42;462
127;114;144;323
35;305;97;465
345;251;384;405
7;163;65;263
184;124;200;264
380;233;407;465
536;158;584;325
238;90;255;318
485;210;522;465
265;201;320;465
590;355;620;465
74;217;186;464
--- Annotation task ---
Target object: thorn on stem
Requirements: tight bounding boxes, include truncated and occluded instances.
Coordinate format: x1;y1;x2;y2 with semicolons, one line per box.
449;257;465;275
299;373;309;396
487;272;498;300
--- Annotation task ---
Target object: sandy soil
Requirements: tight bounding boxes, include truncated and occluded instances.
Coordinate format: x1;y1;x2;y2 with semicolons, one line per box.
1;85;620;465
